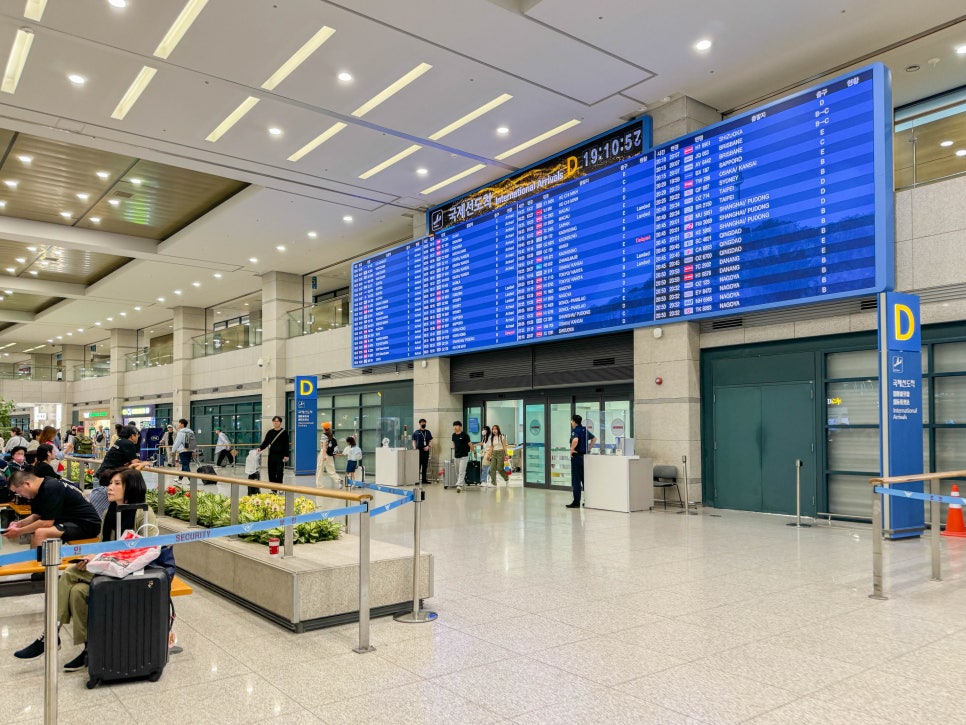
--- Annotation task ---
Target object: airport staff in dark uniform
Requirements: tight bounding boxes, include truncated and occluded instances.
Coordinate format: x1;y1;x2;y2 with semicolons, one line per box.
567;414;596;508
412;419;433;484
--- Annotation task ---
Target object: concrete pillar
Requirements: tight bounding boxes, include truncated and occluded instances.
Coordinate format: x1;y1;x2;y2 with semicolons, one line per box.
259;271;302;427
649;96;721;145
60;344;84;424
413;357;461;467
171;307;205;423
109;329;137;423
634;324;701;500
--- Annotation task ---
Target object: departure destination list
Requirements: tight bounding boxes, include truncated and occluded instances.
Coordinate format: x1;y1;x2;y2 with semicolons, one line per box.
352;65;892;367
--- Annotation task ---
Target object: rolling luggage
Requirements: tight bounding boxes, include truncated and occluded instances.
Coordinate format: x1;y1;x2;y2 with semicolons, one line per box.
197;464;217;484
465;458;482;486
86;568;170;688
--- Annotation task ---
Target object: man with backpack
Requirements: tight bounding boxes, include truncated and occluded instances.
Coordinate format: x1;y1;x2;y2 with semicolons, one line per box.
171;418;196;483
73;429;95;457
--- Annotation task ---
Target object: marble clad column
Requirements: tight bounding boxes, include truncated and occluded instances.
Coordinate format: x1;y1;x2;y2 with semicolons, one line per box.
59;344;84;426
633;323;701;501
108;328;137;423
649;95;721;145
171;307;204;423
259;271;302;428
413;357;461;466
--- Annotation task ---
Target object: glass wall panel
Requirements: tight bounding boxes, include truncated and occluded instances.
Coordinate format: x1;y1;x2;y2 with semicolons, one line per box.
934;342;966;374
827;428;880;472
934;377;966;424
826;380;879;425
936;428;966;471
827;350;878;379
828;474;873;518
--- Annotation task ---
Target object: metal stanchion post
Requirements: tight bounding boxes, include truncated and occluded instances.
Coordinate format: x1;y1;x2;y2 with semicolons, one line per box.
42;538;61;725
870;484;887;600
230;483;240;526
678;454;697;515
395;485;437;624
787;460;811;527
283;491;294;558
157;469;166;517
931;477;941;582
189;478;198;527
354;502;375;653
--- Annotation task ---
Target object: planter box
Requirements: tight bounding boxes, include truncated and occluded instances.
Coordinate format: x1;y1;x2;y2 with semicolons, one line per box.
158;518;433;632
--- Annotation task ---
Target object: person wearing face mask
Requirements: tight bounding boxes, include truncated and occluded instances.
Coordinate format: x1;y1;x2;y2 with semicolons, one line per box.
411;419;433;485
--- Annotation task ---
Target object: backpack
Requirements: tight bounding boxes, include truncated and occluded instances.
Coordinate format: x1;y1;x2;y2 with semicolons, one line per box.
325;436;338;456
74;435;94;455
95;432;105;443
184;429;197;451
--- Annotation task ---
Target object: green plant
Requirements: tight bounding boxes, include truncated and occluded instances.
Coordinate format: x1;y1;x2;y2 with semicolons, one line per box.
0;397;14;430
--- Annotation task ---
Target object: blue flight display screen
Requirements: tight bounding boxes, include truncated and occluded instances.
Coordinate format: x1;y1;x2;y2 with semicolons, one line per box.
352;65;893;367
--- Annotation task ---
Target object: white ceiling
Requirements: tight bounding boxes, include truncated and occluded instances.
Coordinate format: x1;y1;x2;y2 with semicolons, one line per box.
0;0;964;353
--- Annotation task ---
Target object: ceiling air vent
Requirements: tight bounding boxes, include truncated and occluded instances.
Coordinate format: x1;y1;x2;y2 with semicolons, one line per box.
859;298;878;311
592;357;615;366
712;318;743;330
362;368;373;375
321;373;331;379
469;371;485;378
112;190;135;199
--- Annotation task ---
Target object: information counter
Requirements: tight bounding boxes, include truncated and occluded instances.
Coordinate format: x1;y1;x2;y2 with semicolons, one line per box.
584;455;653;513
374;448;420;486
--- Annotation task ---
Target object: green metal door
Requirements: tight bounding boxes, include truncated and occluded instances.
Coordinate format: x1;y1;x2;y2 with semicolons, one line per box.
713;386;763;511
761;383;816;515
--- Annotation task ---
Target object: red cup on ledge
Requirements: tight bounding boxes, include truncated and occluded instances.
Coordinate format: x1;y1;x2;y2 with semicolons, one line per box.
268;537;280;557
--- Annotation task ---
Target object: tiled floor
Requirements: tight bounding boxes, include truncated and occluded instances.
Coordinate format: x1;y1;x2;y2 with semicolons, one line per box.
2;475;965;724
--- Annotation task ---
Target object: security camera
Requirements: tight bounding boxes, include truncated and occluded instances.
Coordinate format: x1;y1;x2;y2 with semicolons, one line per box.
257;358;264;368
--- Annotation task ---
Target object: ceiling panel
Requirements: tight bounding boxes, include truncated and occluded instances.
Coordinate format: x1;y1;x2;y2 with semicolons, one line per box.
0;240;129;285
0;290;61;314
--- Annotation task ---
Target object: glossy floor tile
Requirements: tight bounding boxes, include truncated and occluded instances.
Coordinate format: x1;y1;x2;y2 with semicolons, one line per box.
2;474;965;724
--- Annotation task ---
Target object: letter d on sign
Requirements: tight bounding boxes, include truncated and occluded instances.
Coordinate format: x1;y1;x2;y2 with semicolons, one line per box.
299;378;314;396
894;303;915;342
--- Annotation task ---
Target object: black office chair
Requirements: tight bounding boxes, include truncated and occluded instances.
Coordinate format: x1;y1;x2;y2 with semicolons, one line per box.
653;464;682;510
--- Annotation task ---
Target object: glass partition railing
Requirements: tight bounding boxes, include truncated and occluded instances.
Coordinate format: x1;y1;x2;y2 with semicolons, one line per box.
72;365;110;381
894;91;966;190
287;296;350;338
0;365;62;381
192;324;262;358
124;349;174;371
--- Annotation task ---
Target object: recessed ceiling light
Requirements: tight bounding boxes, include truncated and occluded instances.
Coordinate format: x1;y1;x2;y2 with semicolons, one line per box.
173;289;182;295
420;163;486;196
3;290;10;294
134;306;141;310
416;168;428;176
0;296;4;301
109;0;128;7
940;140;954;147
60;211;71;218
129;178;142;185
495;119;580;161
957;149;966;157
68;73;86;85
26;246;36;251
90;217;101;223
154;0;208;59
307;231;317;238
957;45;966;55
47;339;53;343
112;65;157;120
119;311;127;316
4;180;18;188
0;201;5;208
17;154;32;164
430;94;513;141
359;144;421;179
108;199;120;206
66;332;72;336
15;257;25;263
156;297;164;302
694;39;712;51
25;0;47;21
94;321;101;326
76;193;89;201
56;335;62;340
106;316;113;321
496;126;509;135
262;25;336;90
206;96;259;142
343;215;353;222
275;245;286;252
352;62;433;117
268;127;283;136
213;272;222;279
337;71;353;82
28;270;37;275
4;267;13;273
1;29;35;94
249;257;258;263
287;122;346;162
190;281;201;288
96;171;110;179
77;328;84;332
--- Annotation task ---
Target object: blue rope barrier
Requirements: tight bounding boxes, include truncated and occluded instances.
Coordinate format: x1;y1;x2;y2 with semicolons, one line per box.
370;492;415;517
359;482;411;496
0;504;369;567
873;486;966;506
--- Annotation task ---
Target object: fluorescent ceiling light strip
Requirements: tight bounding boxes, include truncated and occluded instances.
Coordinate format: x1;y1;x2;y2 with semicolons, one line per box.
154;0;209;59
262;25;336;91
429;93;513;141
111;66;157;120
24;0;47;21
420;163;486;196
495;119;581;161
287;122;347;162
2;28;34;94
205;96;259;142
352;62;432;118
359;144;422;179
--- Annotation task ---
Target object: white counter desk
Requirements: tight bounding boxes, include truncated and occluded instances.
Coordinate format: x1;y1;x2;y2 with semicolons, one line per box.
374;447;420;486
584;455;653;512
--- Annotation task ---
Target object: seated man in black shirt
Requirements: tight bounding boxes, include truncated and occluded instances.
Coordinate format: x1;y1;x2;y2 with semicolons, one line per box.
2;470;101;547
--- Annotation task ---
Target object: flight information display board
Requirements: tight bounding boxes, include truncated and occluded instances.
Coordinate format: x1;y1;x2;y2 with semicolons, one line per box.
352;64;893;367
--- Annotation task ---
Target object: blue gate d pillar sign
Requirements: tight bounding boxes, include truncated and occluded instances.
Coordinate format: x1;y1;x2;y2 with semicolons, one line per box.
294;376;318;476
878;292;924;539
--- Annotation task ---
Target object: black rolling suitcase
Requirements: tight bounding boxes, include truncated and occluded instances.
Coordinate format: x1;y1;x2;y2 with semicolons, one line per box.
247;471;260;495
86;568;170;688
465;458;482;486
197;464;217;484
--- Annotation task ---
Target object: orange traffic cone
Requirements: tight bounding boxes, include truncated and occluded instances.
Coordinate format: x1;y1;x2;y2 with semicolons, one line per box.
943;483;966;538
